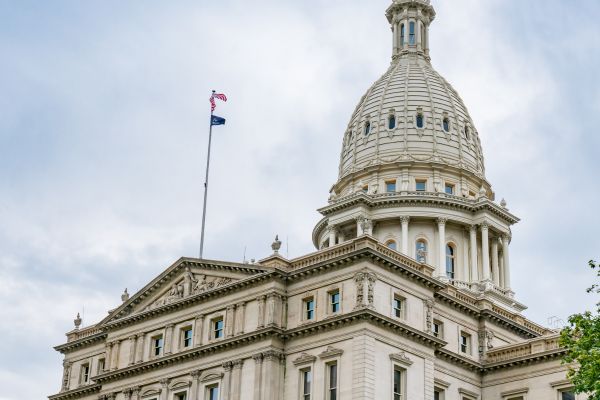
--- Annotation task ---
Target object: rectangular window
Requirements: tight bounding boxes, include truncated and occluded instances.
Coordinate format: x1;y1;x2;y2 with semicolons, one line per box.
330;291;340;314
174;393;187;400
444;184;454;195
393;296;404;318
416;180;426;192
362;185;369;193
460;332;471;354
213;318;224;339
560;391;575;400
182;327;193;348
80;363;90;384
393;367;404;400
207;385;219;400
153;335;164;356
327;362;338;400
304;297;315;320
409;21;416;45
433;321;443;338
302;369;312;400
386;181;397;193
434;389;445;400
96;358;105;375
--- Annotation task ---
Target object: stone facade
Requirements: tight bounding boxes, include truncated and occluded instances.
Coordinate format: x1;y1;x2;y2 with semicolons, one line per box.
49;1;587;400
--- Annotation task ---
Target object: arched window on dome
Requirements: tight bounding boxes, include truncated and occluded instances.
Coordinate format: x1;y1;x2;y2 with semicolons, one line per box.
409;22;416;45
388;114;396;130
364;121;371;136
463;126;470;140
416;239;428;263
385;240;397;251
400;24;405;47
443;118;450;132
446;244;456;279
416;113;424;129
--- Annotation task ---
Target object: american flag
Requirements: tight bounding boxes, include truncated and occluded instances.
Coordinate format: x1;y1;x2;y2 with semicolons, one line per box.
210;91;227;112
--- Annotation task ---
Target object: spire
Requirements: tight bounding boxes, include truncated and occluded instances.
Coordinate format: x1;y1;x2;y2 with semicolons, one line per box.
386;0;436;62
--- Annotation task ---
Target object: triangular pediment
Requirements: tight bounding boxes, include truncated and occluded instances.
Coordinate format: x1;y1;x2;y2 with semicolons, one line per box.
101;257;266;324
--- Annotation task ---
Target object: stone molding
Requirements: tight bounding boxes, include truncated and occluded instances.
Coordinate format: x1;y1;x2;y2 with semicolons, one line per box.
318;346;344;360
389;351;414;366
292;352;317;366
48;384;101;400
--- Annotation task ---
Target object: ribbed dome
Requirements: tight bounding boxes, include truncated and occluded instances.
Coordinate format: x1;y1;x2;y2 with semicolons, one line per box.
337;0;485;190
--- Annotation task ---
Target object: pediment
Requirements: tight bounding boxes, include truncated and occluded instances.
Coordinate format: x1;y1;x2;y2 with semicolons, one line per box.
101;258;266;324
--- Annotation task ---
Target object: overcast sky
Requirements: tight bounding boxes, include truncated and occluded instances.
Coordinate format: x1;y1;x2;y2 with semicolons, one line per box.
1;0;599;398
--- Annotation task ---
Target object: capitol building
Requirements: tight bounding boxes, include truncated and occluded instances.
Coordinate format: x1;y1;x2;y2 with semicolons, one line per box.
49;1;585;399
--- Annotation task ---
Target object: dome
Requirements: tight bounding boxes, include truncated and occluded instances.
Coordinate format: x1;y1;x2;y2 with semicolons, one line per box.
335;0;486;196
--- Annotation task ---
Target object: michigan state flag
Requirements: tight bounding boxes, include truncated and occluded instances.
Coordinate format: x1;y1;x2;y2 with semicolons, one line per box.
211;115;226;126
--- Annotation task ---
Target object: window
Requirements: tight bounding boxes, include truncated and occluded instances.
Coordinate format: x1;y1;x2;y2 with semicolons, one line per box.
153;335;164;357
301;369;312;400
409;22;415;45
389;114;396;129
304;297;315;320
464;126;470;140
433;320;443;338
442;118;450;132
364;121;371;136
80;363;90;384
174;393;187;400
460;332;471;354
468;191;476;199
386;180;397;193
416;113;424;128
560;391;575;400
182;327;193;348
96;358;105;375
446;244;456;279
386;240;397;251
212;318;224;339
434;389;445;400
206;384;219;400
330;291;340;314
416;240;428;263
327;362;338;400
400;24;405;46
415;180;426;192
393;296;404;318
362;185;369;194
393;367;405;400
444;183;454;195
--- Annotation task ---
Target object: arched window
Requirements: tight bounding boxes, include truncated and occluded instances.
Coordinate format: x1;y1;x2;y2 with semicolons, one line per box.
388;115;396;129
364;121;371;136
409;22;416;45
446;244;456;279
400;24;405;46
416;240;428;263
416;113;424;129
386;240;397;251
443;118;450;132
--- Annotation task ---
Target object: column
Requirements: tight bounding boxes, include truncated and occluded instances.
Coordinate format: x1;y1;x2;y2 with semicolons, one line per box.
164;324;174;355
222;362;233;400
159;379;169;400
502;234;512;290
481;223;490;281
491;238;500;286
190;370;201;400
252;353;264;400
392;17;398;56
266;293;276;327
135;333;144;363
337;230;345;244
235;302;246;335
437;218;447;277
469;225;478;282
231;359;244;400
262;351;283;400
128;335;137;366
194;314;205;347
104;343;112;372
131;387;141;400
226;305;235;338
401;216;410;255
111;340;121;371
257;296;266;329
328;226;337;247
499;254;505;287
123;389;132;400
61;361;71;391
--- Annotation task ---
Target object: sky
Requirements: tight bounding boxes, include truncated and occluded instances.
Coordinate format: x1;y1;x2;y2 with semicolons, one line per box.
0;0;599;398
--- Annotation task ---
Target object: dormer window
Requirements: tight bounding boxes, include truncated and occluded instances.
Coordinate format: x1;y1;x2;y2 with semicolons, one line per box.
443;118;450;132
388;114;396;129
364;121;371;136
416;113;424;129
409;22;416;45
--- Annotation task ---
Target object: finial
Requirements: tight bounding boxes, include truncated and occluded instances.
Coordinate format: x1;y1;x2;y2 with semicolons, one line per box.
271;235;282;254
121;288;129;302
500;198;508;209
74;313;82;330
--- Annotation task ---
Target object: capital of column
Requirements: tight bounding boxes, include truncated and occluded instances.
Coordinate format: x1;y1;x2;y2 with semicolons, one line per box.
263;349;284;361
501;233;512;243
226;305;236;311
400;216;410;224
252;353;264;364
257;295;267;302
480;222;489;231
166;323;175;329
436;217;448;226
328;224;339;234
159;378;169;388
128;335;137;341
222;361;234;371
232;359;244;369
469;224;477;233
236;301;246;308
191;370;201;379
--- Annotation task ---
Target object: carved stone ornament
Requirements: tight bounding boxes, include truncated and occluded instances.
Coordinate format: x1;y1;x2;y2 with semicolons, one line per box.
293;352;317;366
353;271;376;310
389;351;414;366
271;235;282;253
424;298;435;333
148;273;234;310
74;313;82;329
121;288;129;302
318;346;344;360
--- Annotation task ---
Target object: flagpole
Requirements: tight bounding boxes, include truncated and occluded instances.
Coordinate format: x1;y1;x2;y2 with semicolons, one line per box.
199;94;215;259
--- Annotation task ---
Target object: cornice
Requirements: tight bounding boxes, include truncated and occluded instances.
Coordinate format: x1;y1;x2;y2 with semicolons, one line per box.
435;348;483;372
480;309;541;339
54;332;107;353
94;327;283;384
483;348;566;372
48;384;101;400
